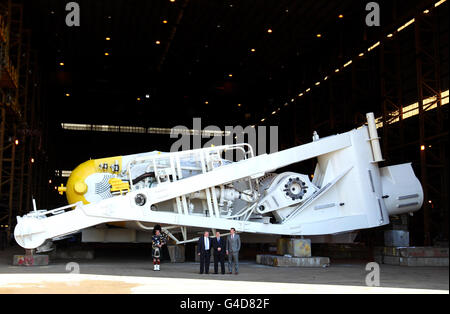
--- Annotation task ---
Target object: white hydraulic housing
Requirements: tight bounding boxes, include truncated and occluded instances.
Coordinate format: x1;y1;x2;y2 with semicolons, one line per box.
14;113;423;249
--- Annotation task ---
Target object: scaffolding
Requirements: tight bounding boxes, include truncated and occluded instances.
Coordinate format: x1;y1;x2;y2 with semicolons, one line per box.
281;0;448;245
413;6;448;245
0;0;42;245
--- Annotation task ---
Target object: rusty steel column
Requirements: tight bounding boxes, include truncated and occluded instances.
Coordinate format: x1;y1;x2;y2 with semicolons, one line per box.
17;31;31;216
415;19;431;246
0;106;5;198
430;8;448;242
6;124;16;241
414;6;448;246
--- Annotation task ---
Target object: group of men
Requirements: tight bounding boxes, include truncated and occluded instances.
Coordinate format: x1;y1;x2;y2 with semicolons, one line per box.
151;226;241;275
197;228;241;275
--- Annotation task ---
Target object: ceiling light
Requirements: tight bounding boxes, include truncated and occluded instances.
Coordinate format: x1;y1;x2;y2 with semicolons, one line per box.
423;9;430;14
359;52;365;57
367;42;380;52
434;0;446;8
397;19;415;33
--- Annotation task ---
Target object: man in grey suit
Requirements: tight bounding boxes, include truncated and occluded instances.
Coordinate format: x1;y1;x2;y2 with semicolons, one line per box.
226;228;241;275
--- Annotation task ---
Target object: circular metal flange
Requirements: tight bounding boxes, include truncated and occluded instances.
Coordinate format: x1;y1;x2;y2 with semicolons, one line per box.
135;194;147;206
284;177;308;201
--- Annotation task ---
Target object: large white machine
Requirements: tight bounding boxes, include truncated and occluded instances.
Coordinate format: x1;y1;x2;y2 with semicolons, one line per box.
14;113;423;250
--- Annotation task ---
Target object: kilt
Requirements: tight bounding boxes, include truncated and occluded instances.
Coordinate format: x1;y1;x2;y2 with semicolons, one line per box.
152;247;161;259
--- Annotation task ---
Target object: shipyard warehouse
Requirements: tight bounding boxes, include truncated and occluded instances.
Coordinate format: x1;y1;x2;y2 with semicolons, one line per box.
0;0;448;295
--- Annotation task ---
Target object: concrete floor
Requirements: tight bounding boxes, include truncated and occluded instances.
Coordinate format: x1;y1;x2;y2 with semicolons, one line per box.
0;246;448;294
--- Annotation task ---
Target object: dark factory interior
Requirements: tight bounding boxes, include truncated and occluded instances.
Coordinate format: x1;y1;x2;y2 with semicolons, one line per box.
1;0;448;257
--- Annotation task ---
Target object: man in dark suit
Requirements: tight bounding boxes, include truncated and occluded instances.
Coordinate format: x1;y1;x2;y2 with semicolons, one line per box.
197;231;211;274
212;231;226;274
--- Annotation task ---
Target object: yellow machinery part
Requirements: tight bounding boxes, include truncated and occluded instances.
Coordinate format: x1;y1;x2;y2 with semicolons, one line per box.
58;184;67;195
64;156;123;205
57;156;127;229
109;178;130;195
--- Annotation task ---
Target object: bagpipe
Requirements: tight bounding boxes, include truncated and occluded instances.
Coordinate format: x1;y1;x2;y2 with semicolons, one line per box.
152;226;169;259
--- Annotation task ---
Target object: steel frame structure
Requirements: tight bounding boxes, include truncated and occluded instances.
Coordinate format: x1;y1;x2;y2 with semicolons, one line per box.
0;0;42;245
277;0;448;245
413;7;448;245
